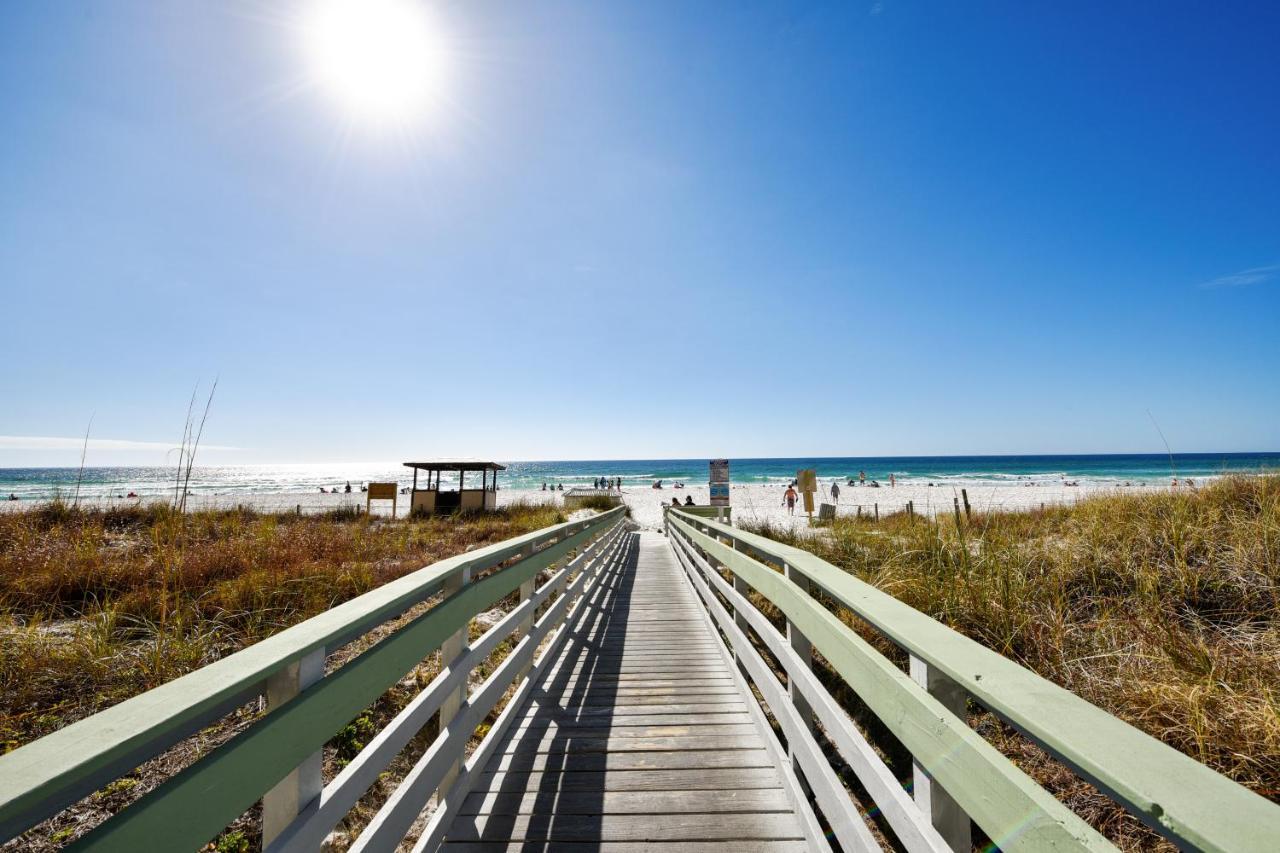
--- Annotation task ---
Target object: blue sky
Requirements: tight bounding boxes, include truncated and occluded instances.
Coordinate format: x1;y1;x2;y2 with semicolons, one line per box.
2;1;1278;466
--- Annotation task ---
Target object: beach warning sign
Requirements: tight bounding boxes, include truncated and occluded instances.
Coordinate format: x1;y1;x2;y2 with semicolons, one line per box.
709;459;730;507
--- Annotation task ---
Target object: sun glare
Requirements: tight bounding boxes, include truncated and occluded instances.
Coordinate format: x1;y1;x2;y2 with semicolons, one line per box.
302;0;446;127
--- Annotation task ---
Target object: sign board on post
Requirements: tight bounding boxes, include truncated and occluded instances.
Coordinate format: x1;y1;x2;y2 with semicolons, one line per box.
709;459;730;508
366;482;398;518
797;468;817;520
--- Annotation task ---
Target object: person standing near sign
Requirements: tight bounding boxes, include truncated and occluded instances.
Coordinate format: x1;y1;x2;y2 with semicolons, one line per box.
783;485;798;515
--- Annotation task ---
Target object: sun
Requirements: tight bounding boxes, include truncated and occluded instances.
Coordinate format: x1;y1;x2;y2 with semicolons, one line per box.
301;0;447;127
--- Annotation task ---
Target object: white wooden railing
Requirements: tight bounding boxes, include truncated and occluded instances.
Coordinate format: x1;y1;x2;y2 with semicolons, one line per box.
665;507;1280;853
0;506;628;851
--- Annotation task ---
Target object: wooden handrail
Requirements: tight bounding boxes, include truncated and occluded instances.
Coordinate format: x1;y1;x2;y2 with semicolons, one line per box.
0;506;626;849
666;509;1280;853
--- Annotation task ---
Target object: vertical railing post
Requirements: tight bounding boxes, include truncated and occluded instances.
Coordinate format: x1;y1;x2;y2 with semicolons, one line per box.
783;562;816;746
438;565;472;795
262;647;326;848
513;574;536;681
725;533;753;673
909;654;971;852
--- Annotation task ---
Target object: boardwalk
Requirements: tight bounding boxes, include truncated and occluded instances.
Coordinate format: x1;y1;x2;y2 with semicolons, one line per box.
441;530;809;850
5;509;1271;852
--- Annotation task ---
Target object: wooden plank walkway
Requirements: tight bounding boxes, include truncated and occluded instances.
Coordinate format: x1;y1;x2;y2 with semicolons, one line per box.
440;530;809;851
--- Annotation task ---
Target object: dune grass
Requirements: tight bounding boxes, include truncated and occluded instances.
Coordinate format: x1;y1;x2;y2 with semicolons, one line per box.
0;500;564;754
0;499;571;851
742;475;1279;847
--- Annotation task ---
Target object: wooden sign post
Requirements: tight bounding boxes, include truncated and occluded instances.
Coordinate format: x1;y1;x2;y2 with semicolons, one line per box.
797;468;817;523
366;482;398;518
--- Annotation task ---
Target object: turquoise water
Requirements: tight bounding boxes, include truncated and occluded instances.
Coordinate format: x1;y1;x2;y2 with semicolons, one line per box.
2;454;1277;501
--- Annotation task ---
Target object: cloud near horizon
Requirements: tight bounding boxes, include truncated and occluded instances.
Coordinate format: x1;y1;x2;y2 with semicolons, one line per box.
0;436;241;452
1199;263;1279;289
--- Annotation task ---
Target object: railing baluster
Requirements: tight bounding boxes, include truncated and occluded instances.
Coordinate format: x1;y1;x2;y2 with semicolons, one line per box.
262;647;326;849
784;562;816;746
514;575;536;681
719;525;754;672
437;566;471;796
908;654;971;852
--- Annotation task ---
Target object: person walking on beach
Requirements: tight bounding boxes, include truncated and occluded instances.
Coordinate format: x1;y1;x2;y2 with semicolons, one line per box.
889;473;896;488
859;470;866;486
831;481;841;504
783;485;798;515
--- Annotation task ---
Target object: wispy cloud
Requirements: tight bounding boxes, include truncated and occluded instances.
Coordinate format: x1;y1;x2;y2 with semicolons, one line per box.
0;436;240;452
1198;263;1279;289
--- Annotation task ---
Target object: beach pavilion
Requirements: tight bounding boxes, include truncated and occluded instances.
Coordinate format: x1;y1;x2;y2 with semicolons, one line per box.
404;460;504;516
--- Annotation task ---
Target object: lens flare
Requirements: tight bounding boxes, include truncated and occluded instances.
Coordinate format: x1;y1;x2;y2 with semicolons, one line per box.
302;0;446;126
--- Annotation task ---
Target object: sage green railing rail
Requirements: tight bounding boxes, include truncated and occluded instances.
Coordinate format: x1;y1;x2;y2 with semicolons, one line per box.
0;506;628;851
664;508;1280;853
666;504;732;522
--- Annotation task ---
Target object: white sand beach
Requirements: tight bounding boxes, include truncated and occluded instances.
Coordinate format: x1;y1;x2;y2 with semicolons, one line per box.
560;479;1174;531
25;477;1184;533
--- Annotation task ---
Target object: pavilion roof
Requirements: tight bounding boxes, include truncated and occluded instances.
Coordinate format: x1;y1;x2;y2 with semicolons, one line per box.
403;460;506;472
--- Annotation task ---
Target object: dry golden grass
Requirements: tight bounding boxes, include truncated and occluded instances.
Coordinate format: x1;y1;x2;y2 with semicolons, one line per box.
0;500;564;754
0;499;571;851
744;474;1280;849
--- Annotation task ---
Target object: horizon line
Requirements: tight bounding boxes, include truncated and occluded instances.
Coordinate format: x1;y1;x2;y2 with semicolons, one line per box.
2;449;1279;471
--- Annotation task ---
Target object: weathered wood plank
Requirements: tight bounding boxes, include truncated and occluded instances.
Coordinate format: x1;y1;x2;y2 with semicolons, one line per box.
537;693;745;707
508;723;760;738
524;702;748;716
441;842;810;852
541;677;736;689
460;788;792;816
448;812;806;842
470;767;784;794
498;735;762;755
514;712;751;728
486;749;777;773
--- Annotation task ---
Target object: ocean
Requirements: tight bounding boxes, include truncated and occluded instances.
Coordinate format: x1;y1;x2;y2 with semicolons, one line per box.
2;454;1277;502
